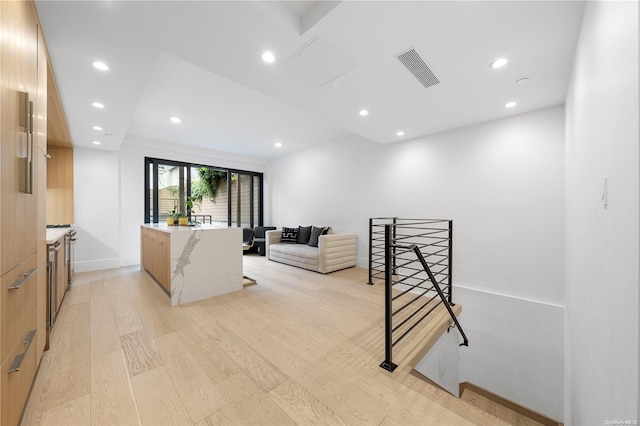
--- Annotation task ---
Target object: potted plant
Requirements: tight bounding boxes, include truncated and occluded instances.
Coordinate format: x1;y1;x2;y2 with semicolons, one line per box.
167;209;181;226
167;196;200;226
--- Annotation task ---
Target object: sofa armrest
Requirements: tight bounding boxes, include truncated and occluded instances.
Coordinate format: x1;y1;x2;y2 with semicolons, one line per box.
318;233;357;273
265;229;281;259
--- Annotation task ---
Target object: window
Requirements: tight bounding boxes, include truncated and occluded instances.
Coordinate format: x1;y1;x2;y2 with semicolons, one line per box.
144;157;263;227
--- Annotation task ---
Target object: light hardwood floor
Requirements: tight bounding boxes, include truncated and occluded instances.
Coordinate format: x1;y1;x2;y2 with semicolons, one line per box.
21;255;507;425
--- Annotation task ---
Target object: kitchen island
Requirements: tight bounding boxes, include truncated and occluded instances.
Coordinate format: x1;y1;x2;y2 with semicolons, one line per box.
140;224;243;306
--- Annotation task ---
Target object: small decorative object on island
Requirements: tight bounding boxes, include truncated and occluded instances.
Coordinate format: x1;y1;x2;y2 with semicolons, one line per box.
167;196;199;226
168;209;181;226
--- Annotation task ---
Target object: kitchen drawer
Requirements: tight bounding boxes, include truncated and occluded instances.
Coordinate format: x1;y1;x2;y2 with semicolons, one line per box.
1;254;37;363
1;328;37;426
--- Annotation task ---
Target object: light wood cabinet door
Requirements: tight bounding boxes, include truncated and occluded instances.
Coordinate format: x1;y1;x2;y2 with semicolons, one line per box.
0;254;37;426
141;227;171;294
0;0;39;276
1;254;37;364
155;232;171;292
1;327;37;426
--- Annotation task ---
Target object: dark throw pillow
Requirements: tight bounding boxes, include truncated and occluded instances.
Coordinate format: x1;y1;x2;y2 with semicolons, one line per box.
281;227;298;243
296;226;312;244
308;226;328;247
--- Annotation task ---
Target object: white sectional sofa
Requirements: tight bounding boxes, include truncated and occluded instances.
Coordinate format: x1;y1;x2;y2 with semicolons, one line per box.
265;229;357;274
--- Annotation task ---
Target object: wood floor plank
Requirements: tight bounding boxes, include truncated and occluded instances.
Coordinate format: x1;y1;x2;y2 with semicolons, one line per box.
216;372;296;426
91;351;141;426
39;393;91;426
187;337;242;384
109;279;146;336
201;321;288;392
120;330;163;376
155;332;228;423
90;278;122;358
131;366;193;426
63;279;91;306
194;404;247;426
177;303;215;327
174;323;211;346
379;414;410;426
124;274;191;338
42;303;91;410
20;348;55;425
268;378;349;426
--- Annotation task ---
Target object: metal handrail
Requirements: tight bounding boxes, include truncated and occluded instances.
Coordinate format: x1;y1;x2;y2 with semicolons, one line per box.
401;244;468;348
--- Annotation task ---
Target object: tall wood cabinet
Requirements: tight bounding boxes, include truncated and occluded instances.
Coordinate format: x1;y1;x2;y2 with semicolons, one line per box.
0;1;48;425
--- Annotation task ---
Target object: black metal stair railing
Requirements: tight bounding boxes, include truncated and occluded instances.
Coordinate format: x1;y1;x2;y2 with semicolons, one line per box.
370;219;468;373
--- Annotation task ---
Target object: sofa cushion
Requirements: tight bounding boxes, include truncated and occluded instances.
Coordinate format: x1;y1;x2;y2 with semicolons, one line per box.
308;226;329;247
296;226;312;244
269;243;320;268
281;227;298;243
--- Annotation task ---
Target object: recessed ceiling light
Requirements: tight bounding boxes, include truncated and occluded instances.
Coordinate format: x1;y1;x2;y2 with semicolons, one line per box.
359;109;369;117
274;142;283;148
516;77;530;85
92;141;101;145
262;51;275;63
92;61;109;71
92;125;103;131
396;131;405;136
92;102;104;109
490;57;508;69
505;101;517;108
170;116;181;124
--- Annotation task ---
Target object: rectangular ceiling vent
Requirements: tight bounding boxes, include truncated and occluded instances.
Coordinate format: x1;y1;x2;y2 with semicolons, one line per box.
396;48;440;89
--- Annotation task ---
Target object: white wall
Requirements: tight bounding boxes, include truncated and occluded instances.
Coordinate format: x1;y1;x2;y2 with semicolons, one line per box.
270;105;566;419
73;136;267;271
74;147;121;272
565;1;639;424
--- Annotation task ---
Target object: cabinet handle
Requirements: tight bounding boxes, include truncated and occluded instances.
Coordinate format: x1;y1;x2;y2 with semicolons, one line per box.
8;268;37;290
8;329;37;373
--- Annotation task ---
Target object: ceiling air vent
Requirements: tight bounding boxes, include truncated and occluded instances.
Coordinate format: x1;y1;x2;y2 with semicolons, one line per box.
396;48;440;89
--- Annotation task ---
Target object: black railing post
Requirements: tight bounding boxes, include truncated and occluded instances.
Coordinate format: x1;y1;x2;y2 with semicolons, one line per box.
380;224;398;372
392;217;397;275
448;220;453;304
368;218;374;285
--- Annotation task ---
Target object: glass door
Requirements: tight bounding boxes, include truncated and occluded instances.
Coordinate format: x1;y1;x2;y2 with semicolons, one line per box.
230;172;254;228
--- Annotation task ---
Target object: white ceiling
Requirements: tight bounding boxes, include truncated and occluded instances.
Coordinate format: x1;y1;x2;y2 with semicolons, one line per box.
36;1;585;160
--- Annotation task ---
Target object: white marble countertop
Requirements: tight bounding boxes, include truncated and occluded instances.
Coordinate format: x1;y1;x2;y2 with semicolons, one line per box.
141;223;228;233
46;228;71;245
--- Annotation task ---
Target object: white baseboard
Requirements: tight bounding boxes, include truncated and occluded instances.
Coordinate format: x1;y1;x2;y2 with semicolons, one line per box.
74;258;120;273
119;255;140;267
